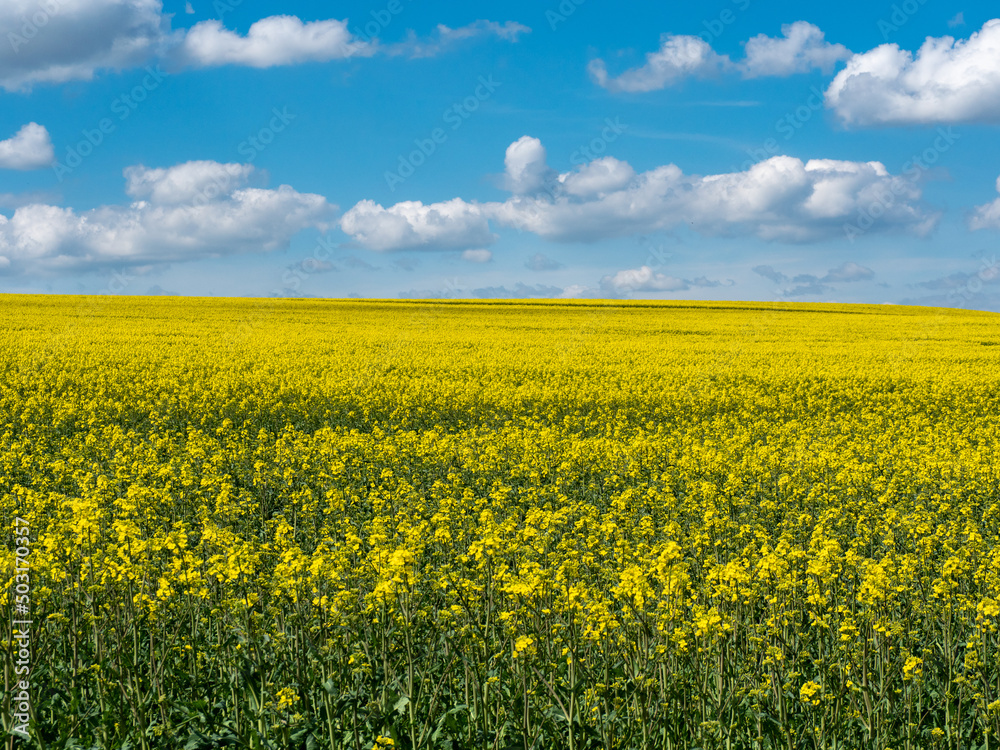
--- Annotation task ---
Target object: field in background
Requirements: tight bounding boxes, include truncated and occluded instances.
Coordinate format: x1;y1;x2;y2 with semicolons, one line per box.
1;296;999;749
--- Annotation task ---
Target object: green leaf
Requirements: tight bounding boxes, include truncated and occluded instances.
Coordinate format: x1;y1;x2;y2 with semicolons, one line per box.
393;694;410;714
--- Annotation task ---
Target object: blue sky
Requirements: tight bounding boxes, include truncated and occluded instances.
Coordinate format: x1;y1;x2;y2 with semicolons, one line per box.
1;0;999;308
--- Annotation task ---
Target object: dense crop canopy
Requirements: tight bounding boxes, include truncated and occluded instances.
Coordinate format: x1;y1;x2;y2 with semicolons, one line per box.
1;296;999;749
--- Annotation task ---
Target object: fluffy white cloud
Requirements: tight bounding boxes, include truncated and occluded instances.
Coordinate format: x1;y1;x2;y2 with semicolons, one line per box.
742;21;851;77
341;138;935;252
0;123;54;170
969;177;1000;230
0;0;165;91
826;19;1000;125
589;22;849;92
124;161;255;204
1;3;527;87
0;161;334;274
388;20;530;58
173;16;530;69
340;199;495;252
488;142;935;243
558;157;635;198
174;15;373;68
588;34;726;92
504;136;554;195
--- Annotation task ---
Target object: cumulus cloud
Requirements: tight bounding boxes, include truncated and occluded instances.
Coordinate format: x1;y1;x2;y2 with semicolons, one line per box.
0;124;54;170
504;136;555;195
339;199;495;252
589;22;849;92
0;0;166;91
124;161;255;204
741;21;851;77
969;177;1000;230
388;20;530;58
1;3;528;87
341;138;937;250
588;34;727;93
173;15;374;68
826;19;1000;126
558;157;636;198
0;161;334;274
487;142;935;243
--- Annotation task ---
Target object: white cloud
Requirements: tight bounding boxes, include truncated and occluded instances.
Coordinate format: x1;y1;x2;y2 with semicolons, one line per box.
124;161;255;204
0;161;334;274
504;136;554;195
826;19;1000;125
0;0;166;91
558;157;635;197
340;199;495;252
588;34;727;92
969;176;1000;230
589;22;849;92
462;249;493;262
174;15;374;68
388;20;530;58
741;21;851;77
1;3;529;87
342;138;935;252
487;141;935;243
0;124;54;170
600;266;688;293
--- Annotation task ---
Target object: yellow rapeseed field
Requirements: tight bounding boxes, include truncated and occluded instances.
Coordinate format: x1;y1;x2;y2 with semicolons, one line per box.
1;295;999;749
